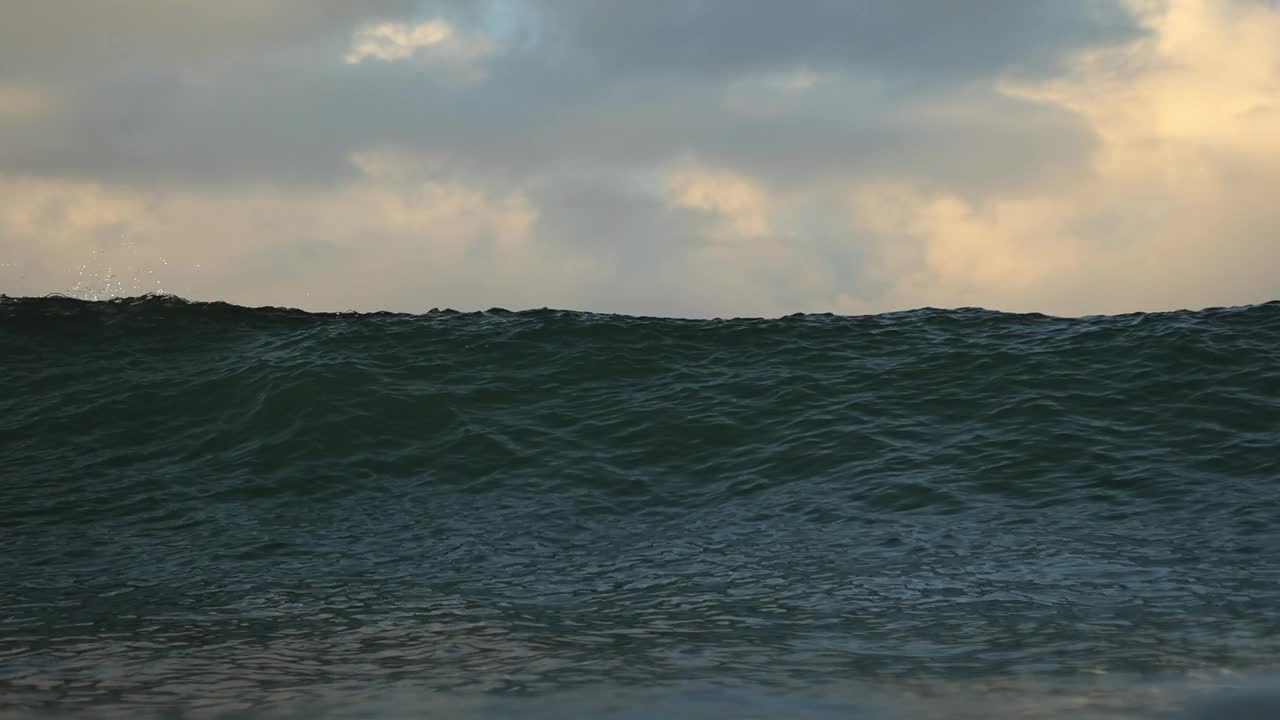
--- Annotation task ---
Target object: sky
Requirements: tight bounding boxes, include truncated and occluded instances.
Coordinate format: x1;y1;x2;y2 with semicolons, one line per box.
1;0;1277;317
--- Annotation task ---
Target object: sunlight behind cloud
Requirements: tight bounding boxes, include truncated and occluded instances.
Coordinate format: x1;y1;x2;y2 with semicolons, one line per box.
666;167;774;240
835;0;1280;315
345;20;452;64
343;18;496;75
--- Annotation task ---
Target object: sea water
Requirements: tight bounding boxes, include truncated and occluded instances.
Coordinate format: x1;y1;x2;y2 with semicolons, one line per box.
2;295;1277;718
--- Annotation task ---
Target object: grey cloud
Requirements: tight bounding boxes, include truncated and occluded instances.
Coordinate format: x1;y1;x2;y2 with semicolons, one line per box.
0;51;1097;199
523;173;711;316
3;1;1275;318
0;1;1135;189
0;1;418;81
1;65;370;185
494;0;1141;82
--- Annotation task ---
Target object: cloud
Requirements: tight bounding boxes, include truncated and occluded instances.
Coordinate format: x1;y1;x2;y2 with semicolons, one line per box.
0;1;1275;316
0;158;594;311
766;68;820;93
0;83;56;123
834;0;1280;314
667;166;774;240
0;1;419;80
344;19;496;75
0;1;1127;187
521;0;1140;82
345;20;454;64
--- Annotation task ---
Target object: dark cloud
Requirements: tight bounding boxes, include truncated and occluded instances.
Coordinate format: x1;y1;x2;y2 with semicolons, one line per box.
511;0;1141;82
0;1;418;81
0;56;1097;197
0;1;1138;189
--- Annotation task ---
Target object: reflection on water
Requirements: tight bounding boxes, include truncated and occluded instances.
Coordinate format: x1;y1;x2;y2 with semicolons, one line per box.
3;653;1278;719
4;513;1279;717
3;573;1277;719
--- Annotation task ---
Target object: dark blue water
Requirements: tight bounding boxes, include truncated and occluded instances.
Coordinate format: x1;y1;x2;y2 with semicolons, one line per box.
2;295;1279;718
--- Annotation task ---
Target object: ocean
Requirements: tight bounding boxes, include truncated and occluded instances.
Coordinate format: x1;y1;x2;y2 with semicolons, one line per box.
2;294;1278;719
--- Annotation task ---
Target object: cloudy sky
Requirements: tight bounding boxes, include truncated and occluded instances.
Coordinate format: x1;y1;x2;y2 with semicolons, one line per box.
1;1;1277;317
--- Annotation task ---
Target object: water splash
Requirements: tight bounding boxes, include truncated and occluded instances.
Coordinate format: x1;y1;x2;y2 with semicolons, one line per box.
69;230;168;300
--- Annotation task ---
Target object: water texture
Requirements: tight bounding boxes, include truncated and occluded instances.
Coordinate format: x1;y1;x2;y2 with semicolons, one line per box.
2;295;1278;718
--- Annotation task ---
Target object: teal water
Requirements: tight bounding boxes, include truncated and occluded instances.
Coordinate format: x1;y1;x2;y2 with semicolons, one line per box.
2;295;1278;718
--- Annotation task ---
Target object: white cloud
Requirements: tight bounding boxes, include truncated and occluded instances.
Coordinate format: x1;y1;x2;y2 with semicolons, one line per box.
345;20;452;64
344;19;496;75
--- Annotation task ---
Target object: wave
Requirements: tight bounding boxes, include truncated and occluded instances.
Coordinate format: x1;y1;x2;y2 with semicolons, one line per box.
3;294;1279;513
4;294;1280;712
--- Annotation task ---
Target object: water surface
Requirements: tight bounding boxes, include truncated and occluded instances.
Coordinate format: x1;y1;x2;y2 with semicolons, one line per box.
2;295;1278;717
